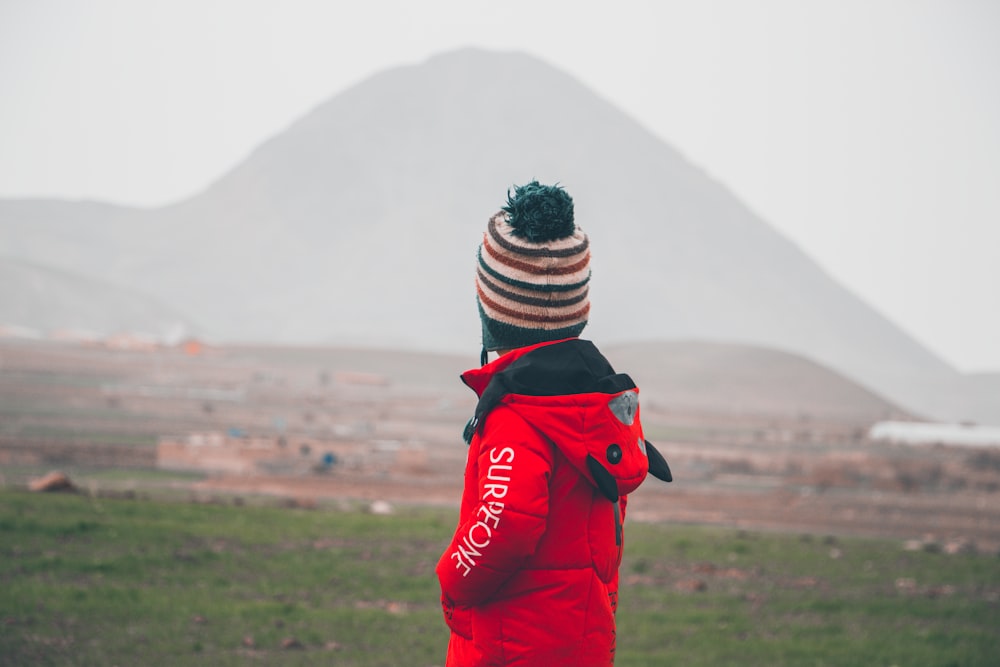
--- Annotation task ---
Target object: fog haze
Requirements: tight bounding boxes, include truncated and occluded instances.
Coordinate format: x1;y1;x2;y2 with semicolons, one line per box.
4;49;997;426
2;1;998;373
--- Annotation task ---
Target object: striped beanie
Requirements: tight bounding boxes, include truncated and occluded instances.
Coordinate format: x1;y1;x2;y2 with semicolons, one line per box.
476;181;591;356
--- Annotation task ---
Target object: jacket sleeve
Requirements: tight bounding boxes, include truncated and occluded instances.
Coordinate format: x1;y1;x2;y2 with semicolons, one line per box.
436;411;553;607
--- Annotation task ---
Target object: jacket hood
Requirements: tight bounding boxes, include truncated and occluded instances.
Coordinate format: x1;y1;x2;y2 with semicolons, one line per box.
462;338;671;500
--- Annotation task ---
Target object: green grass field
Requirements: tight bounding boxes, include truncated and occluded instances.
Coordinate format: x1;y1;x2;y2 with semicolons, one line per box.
1;490;997;666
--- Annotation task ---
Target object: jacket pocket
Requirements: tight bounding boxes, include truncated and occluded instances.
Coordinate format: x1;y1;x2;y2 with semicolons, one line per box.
441;594;473;640
589;498;619;584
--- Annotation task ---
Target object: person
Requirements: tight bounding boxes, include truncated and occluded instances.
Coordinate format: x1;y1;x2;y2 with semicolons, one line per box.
436;181;672;666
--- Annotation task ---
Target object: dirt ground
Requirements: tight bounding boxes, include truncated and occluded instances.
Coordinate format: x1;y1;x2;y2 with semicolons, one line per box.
195;462;1000;553
3;338;999;553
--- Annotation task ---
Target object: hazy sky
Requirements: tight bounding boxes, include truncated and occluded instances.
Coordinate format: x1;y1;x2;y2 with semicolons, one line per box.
1;0;998;372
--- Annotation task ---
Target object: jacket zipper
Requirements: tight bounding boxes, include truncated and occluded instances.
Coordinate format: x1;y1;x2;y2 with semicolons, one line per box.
613;498;623;566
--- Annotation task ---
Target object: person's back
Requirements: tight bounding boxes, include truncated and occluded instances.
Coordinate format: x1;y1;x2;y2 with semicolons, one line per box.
436;182;671;666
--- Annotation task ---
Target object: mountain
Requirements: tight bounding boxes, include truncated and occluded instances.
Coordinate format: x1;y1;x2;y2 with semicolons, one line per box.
605;341;906;421
229;339;907;423
0;48;993;423
0;256;197;340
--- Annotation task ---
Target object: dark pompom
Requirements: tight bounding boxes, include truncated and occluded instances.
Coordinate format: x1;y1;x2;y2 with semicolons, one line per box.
502;181;575;242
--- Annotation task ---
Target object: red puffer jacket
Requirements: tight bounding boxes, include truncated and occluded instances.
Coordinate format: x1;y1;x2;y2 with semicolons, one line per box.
436;338;671;666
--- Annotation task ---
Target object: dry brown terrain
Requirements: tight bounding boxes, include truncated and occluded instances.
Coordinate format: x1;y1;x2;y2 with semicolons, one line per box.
2;338;998;552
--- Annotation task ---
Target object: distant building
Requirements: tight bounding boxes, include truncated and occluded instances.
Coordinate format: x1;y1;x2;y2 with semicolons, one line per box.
869;421;1000;447
104;332;160;351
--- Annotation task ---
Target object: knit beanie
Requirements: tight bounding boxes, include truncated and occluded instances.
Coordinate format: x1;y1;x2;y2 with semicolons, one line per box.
476;181;591;356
